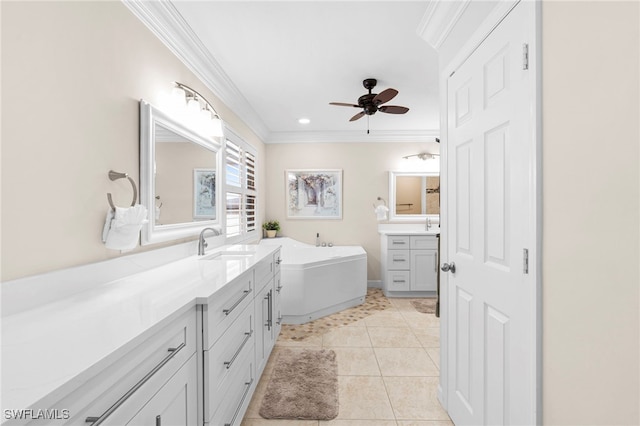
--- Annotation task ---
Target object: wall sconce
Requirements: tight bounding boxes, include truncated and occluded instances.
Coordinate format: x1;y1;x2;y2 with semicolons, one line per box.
402;153;440;160
164;82;224;138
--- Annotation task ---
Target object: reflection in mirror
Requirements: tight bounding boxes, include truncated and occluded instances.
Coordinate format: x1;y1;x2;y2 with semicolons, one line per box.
140;100;222;245
154;125;217;225
389;171;440;221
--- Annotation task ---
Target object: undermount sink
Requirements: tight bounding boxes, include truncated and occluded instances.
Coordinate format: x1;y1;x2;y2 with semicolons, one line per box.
199;250;256;261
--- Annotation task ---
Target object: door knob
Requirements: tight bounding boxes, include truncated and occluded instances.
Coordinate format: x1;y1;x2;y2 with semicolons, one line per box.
441;262;456;273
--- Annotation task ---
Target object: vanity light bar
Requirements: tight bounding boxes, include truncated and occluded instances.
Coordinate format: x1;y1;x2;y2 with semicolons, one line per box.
402;153;440;160
173;82;224;137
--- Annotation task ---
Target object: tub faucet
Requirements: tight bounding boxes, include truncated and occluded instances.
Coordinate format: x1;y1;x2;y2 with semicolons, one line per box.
198;227;222;255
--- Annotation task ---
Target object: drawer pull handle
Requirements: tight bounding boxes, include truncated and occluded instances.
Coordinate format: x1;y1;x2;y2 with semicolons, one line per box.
276;258;282;265
392;240;406;245
224;378;254;426
156;415;161;426
224;330;253;370
393;280;406;283
223;288;252;316
276;283;283;293
85;342;186;425
393;258;406;262
277;315;283;325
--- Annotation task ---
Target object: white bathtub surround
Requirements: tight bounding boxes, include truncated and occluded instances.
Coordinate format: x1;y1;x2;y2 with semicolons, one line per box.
260;237;367;324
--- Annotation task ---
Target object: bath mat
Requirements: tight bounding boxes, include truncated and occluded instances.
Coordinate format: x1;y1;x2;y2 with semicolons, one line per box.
411;298;437;314
259;348;338;420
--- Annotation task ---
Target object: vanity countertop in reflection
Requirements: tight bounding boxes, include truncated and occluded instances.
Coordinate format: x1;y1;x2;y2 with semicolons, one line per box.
1;243;280;412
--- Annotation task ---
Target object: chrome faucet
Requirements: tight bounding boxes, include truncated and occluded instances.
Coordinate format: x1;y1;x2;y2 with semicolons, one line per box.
198;227;222;255
426;217;432;231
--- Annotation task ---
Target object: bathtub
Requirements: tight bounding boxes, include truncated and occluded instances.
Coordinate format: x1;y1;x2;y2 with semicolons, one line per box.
259;237;367;324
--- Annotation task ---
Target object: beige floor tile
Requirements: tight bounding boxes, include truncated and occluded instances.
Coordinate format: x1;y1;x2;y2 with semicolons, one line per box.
384;377;449;421
374;348;439;376
396;422;454;426
335;376;395;420
364;311;409;327
322;326;372;347
412;327;440;348
368;327;422;348
320;421;397;426
399;311;440;328
242;420;319;426
343;317;368;327
425;348;440;369
388;298;417;311
331;347;381;376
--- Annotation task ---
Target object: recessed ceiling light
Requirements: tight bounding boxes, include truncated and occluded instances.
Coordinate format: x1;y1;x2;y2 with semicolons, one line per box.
298;118;310;124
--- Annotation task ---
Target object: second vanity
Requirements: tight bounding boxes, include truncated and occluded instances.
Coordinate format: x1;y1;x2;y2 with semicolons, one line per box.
1;243;282;426
379;227;440;298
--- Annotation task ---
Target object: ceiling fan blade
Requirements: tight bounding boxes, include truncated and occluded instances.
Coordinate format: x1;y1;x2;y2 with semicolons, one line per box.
378;105;409;114
330;102;359;107
349;111;366;121
373;88;398;105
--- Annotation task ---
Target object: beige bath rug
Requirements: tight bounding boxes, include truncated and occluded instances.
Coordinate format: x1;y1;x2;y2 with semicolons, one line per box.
411;298;437;314
259;348;338;420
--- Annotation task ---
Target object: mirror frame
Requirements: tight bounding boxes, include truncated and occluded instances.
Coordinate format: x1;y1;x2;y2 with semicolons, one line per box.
388;171;440;222
140;100;223;245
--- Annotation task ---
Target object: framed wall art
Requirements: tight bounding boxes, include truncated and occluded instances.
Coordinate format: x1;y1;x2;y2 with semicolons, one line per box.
193;168;216;219
285;169;342;219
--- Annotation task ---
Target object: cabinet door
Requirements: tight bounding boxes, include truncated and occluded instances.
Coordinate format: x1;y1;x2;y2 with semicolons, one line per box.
126;355;198;426
274;272;283;338
410;250;438;291
254;280;274;376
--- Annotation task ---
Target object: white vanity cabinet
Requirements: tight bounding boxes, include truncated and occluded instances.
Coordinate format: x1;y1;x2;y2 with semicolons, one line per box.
13;308;200;426
201;247;282;426
381;234;438;297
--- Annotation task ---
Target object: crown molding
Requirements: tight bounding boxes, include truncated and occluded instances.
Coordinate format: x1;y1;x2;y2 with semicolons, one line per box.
417;0;471;49
265;129;440;144
122;0;270;141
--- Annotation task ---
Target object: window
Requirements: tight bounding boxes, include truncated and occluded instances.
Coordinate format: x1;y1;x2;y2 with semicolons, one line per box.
224;137;257;239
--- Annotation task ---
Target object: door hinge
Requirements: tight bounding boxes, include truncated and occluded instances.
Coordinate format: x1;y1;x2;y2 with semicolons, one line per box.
522;43;529;70
523;248;529;274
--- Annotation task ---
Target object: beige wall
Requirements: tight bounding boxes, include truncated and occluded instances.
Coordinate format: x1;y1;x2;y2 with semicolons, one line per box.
542;1;639;424
265;142;440;281
1;1;265;281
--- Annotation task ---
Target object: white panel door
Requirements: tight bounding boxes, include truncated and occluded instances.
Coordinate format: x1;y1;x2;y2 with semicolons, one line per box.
445;2;536;425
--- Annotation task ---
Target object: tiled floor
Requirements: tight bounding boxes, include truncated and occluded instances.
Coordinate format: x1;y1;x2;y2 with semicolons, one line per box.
241;289;453;426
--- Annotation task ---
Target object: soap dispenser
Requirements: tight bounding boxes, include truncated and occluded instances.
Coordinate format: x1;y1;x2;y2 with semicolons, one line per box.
316;233;320;247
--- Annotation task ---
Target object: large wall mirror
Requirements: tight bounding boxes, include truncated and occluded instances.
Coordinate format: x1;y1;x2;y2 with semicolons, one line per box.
140;100;222;245
388;171;440;222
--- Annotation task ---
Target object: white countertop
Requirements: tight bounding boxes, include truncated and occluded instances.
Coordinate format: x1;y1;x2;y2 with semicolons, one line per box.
1;243;279;412
378;229;440;235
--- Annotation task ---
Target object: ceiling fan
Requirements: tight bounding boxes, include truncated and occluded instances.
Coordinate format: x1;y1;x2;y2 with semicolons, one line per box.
329;78;409;130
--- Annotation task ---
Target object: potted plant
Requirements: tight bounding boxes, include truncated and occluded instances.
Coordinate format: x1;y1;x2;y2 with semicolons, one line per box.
262;220;280;238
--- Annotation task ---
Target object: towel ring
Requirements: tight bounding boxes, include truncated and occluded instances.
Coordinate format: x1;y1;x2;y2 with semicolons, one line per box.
373;196;387;209
107;170;138;211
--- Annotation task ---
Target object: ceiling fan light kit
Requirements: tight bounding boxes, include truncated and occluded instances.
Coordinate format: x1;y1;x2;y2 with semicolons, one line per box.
330;78;410;133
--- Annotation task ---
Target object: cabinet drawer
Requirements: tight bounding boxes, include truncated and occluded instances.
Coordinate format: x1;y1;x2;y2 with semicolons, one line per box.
410;235;437;249
388;235;410;248
48;309;197;426
203;269;253;347
205;302;254;412
255;256;274;293
387;250;410;270
209;352;254;426
387;271;411;291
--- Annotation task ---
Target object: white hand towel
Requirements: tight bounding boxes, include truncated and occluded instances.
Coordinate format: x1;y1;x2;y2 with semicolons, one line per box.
374;204;389;221
103;205;148;251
